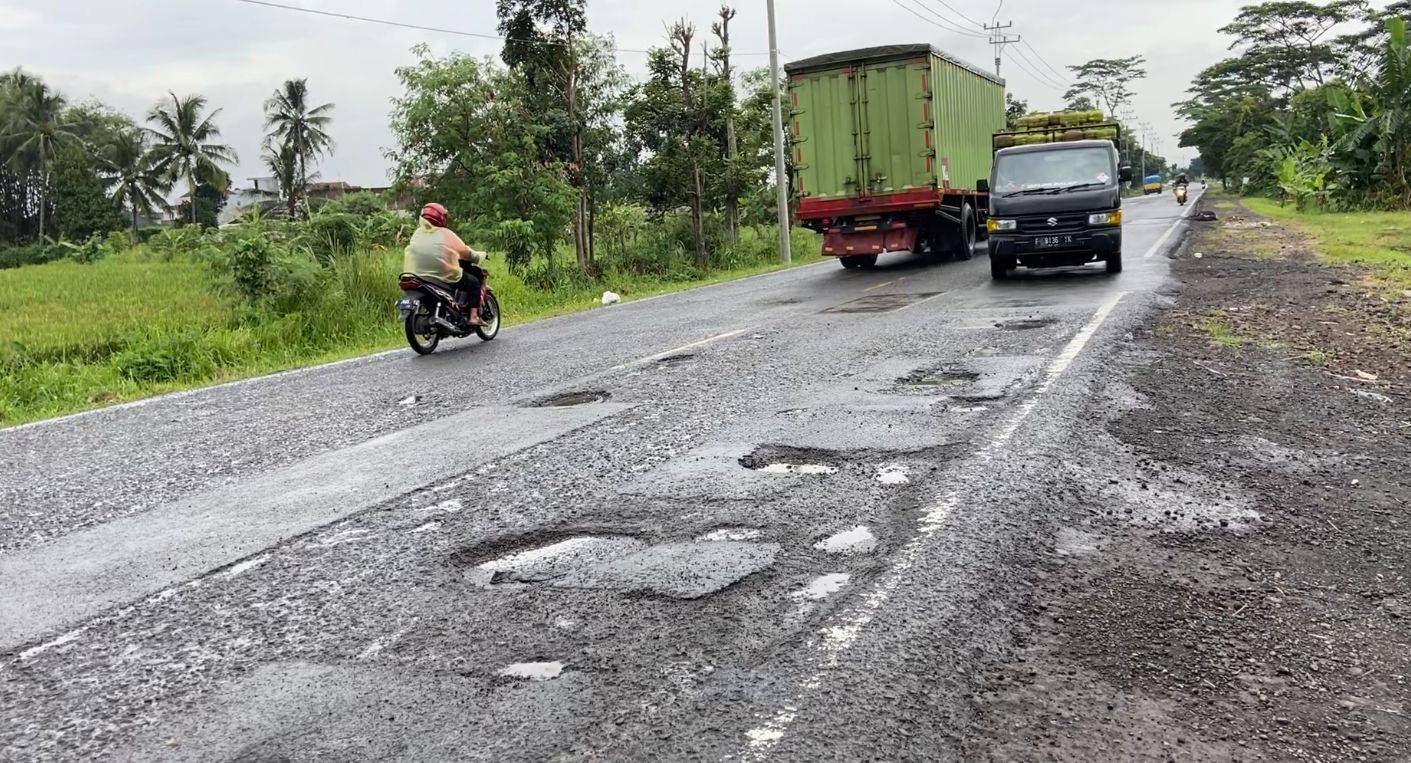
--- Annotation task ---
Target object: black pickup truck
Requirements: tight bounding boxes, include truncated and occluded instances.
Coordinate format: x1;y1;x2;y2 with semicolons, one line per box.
978;122;1132;280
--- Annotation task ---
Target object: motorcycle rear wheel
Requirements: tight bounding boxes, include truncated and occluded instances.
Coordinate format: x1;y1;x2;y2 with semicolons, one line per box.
405;303;441;355
476;293;501;341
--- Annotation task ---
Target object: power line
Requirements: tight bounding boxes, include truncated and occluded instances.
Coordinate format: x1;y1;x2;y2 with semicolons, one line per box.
1004;53;1064;93
228;0;772;56
984;20;1020;77
1020;39;1070;83
891;0;990;39
1010;44;1067;89
917;0;987;29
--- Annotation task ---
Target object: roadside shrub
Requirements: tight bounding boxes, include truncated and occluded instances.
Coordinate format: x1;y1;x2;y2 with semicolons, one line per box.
113;330;235;383
0;242;69;270
322;191;388;217
64;235;112;265
303;213;358;263
147;227;204;261
227;237;280;305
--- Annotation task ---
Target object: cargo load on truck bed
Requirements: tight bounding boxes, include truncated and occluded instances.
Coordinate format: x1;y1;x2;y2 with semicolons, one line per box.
993;111;1120;150
785;44;1006;268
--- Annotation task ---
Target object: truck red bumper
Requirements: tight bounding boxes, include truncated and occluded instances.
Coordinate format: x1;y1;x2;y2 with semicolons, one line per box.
822;227;920;257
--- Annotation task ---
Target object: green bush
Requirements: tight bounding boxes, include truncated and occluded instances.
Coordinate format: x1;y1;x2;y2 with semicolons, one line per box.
322;191;388;217
227;237;280;305
114;331;231;383
303;213;359;262
0;242;69;270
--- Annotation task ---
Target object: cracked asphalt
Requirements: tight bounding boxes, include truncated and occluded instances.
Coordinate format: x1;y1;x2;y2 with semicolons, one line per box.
1;194;1201;761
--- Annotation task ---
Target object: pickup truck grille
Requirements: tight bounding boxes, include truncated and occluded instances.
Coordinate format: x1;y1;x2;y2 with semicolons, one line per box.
1017;213;1087;234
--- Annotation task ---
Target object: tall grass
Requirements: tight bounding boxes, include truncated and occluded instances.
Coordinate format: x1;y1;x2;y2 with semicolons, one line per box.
1;225;820;426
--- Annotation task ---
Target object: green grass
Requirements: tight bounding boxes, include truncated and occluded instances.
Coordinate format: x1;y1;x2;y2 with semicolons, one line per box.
1196;310;1251;347
0;229;821;427
1244;198;1411;288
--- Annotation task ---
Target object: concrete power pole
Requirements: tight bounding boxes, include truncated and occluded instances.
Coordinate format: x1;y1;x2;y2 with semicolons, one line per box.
984;21;1020;77
767;0;792;263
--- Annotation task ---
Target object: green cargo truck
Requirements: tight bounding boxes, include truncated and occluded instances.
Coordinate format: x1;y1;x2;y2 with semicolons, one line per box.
785;44;1006;268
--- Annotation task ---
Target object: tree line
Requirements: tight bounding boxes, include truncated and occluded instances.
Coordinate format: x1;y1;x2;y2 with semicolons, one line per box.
1177;0;1411;209
0;71;334;246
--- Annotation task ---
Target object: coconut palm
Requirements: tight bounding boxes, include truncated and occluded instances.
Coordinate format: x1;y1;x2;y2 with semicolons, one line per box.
261;139;299;218
146;92;237;225
1;70;78;238
95;129;173;243
263;78;335;211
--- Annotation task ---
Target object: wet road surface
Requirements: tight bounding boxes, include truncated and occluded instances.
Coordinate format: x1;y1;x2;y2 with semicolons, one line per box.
1;193;1200;761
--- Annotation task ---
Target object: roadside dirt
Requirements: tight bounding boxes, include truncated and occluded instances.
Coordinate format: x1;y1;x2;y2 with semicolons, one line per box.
961;197;1411;761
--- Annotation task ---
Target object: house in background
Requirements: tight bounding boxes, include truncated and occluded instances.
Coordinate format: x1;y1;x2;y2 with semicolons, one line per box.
220;177;282;225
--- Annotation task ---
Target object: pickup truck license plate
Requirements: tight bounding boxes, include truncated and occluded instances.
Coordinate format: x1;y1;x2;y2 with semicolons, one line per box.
1034;234;1075;249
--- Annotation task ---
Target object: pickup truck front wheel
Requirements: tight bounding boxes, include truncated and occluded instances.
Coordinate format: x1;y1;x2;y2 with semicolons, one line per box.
1106;251;1123;274
990;256;1014;280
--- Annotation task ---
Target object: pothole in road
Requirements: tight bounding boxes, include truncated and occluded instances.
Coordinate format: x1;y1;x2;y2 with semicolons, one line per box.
899;368;980;387
464;533;780;599
823;292;942;314
500;661;564;681
532;390;612;407
697;527;765;542
996;317;1057;331
740;445;843;475
656;353;696;366
814;526;878;555
791;573;852;601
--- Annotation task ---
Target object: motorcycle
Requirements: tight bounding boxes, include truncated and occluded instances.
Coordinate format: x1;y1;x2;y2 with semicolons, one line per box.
1174;184;1189;206
396;261;501;355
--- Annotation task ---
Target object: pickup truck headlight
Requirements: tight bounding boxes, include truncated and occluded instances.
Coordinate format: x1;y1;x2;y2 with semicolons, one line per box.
1088;211;1122;226
987;218;1017;233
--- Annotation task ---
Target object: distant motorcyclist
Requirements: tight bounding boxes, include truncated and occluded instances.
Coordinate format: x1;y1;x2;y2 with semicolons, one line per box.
403;203;486;326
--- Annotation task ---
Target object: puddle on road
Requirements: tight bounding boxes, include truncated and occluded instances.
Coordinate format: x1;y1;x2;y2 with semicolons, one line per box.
791;573;852;601
814;526;878;555
500;661;564;681
697;527;765;542
876;465;910;485
532;390;612;408
476;536;647;583
553;541;781;599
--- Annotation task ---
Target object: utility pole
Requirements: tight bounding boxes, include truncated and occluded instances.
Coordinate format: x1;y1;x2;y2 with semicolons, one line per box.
984;20;1020;77
767;0;791;263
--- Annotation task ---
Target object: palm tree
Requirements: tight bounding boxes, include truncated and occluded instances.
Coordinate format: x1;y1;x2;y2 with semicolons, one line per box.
146;92;237;225
95;129;173;243
1;70;78;239
261;139;299;218
263;79;334;213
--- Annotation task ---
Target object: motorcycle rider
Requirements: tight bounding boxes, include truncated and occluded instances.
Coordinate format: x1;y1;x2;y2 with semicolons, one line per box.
404;202;485;327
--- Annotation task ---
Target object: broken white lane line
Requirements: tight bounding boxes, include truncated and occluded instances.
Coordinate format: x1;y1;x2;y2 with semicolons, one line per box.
610;329;749;372
737;290;1127;760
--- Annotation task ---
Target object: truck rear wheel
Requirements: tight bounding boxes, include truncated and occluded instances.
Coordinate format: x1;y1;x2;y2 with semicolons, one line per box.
840;255;878;269
952;204;976;260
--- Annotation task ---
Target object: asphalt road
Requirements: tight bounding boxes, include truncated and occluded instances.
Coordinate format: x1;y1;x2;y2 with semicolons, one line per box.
0;191;1200;761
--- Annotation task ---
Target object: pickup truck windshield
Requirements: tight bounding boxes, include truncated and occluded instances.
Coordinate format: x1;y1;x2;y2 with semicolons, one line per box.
994;147;1114;195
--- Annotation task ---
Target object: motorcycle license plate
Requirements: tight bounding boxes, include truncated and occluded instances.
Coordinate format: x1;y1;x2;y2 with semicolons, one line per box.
396;299;415;319
1033;235;1075;249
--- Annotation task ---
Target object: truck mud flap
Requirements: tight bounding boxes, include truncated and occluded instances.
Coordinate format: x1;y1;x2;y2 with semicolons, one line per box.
823;227;920;256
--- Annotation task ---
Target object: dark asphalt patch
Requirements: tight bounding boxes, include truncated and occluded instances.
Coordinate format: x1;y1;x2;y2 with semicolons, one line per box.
530;390;612;407
898;368;981;387
995;317;1057;330
823;293;941;314
655;353;696;366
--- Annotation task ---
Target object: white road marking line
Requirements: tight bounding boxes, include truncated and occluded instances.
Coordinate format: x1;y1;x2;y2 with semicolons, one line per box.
737;289;1127;760
1143;190;1202;259
17;628;85;660
609;329;749;372
221;554;271;578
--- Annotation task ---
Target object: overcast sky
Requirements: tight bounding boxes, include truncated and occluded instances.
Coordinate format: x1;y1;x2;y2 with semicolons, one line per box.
5;0;1273;187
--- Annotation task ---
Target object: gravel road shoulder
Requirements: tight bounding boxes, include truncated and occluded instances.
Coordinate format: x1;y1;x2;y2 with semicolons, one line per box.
959;198;1411;761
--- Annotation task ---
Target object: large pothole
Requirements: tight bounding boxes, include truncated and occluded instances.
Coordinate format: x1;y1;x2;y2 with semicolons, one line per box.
996;317;1057;331
738;445;845;475
464;533;780;599
532;390;612;407
898;368;981;387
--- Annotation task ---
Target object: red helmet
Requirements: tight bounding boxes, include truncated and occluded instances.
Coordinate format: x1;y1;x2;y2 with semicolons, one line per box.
420;202;448;227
